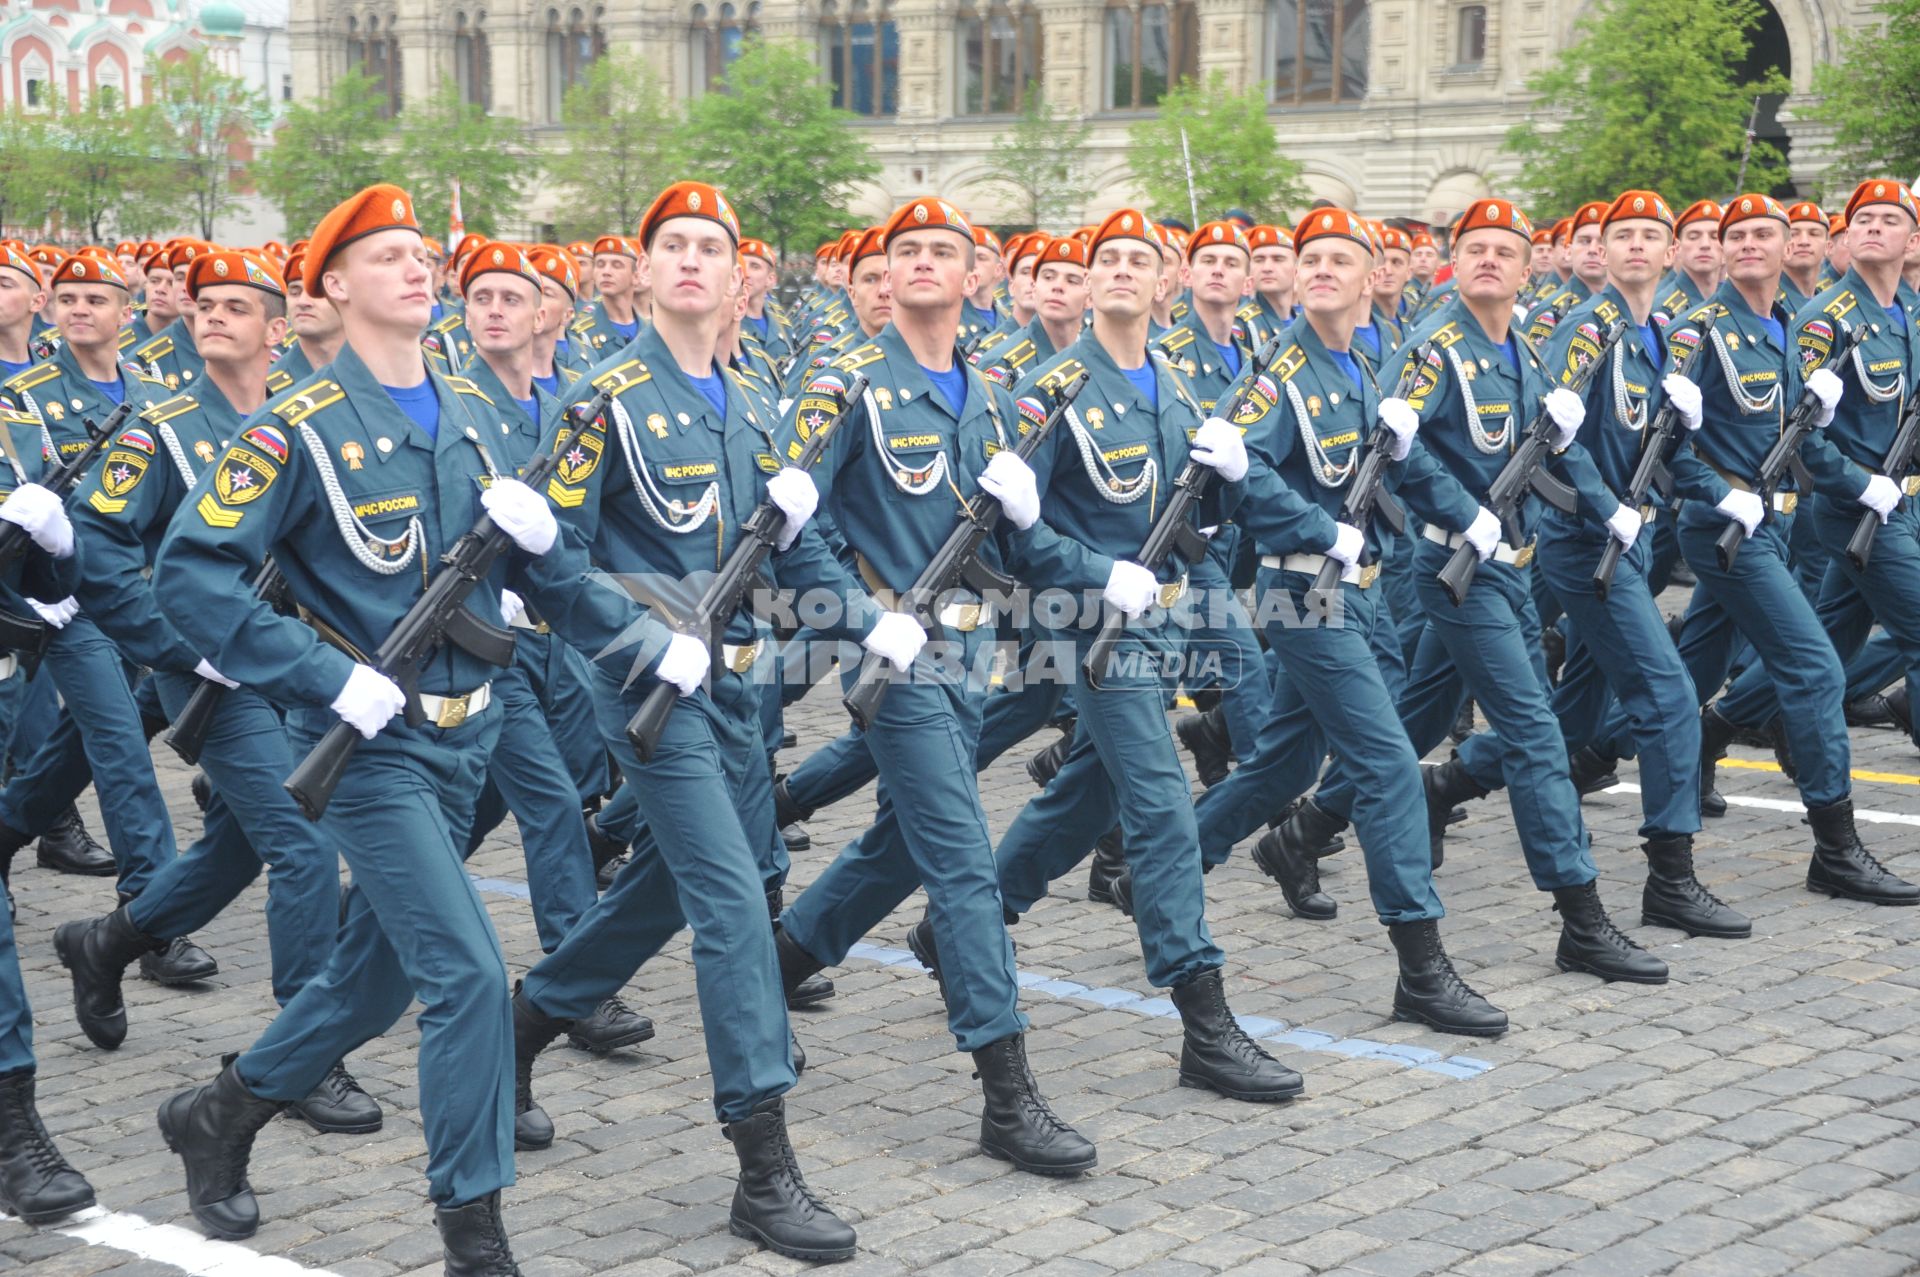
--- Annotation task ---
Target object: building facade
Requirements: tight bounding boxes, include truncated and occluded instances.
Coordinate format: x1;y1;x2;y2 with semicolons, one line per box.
288;0;1871;235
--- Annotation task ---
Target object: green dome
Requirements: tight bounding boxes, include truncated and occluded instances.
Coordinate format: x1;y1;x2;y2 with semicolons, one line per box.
198;1;245;37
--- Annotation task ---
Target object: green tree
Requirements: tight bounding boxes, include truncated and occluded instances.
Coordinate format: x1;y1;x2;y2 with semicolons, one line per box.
684;38;877;256
152;49;273;239
981;92;1091;229
253;70;395;236
0;107;63;236
547;53;685;241
1807;0;1920;193
1128;73;1305;225
1503;0;1788;211
394;83;534;238
48;92;177;242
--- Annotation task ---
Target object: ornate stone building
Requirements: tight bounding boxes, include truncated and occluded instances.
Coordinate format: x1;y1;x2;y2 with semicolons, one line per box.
286;0;1872;234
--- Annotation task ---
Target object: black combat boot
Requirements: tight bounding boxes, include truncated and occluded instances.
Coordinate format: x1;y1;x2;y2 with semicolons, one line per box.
0;1070;96;1224
1086;827;1126;907
1699;704;1737;819
509;984;568;1151
1251;801;1345;920
1449;698;1476;744
769;886;834;1008
1386;920;1508;1037
1424;757;1488;868
971;1034;1097;1174
1025;726;1073;789
34;805;114;876
1176;705;1234;788
1567;745;1619;797
1168;969;1304;1101
1542;625;1566;686
585;809;625;890
772;777;813;852
436;1190;523;1276
191;771;213;812
155;1056;285;1239
565;997;655;1053
1885;684;1914;741
905;914;946;1001
1267;796;1347;855
287;1060;383;1134
1807;799;1920;905
781;822;811;852
1845;695;1896;728
723;1098;857;1261
1641;836;1750;938
52;906;161;1049
137;917;218;986
0;817;33;909
1552;880;1668;984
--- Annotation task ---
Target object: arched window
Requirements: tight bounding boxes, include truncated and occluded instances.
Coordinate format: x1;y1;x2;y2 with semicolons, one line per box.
1454;4;1485;67
347;14;404;116
958;0;1042;116
545;5;605;120
1106;0;1196;111
454;9;491;109
21;55;48;111
821;0;897;117
692;1;756;94
1268;0;1367;105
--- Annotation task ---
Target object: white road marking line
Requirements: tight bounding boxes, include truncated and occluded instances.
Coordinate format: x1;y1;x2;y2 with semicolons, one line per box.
2;1205;341;1276
1605;781;1920;827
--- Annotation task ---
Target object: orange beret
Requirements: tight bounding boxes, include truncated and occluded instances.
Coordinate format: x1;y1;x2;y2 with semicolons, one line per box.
1550;216;1573;245
1717;193;1789;239
1452;198;1534;243
738;238;773;261
460;241;540;296
1379;225;1412;253
167;240;216;272
1829;213;1847;234
564;240;592;257
135;240;161;266
113;240;137;257
1035;235;1090;269
969;223;990;248
452;233;488;262
591;235;637;259
284;245;308;288
1247;225;1285;251
186;250;285;300
1673;198;1721;232
1571;200;1610;232
261;239;288;259
1292;207;1372;254
1187;220;1251;260
880;197;974;249
303;183;422;294
1529;227;1553;247
51;253;130;290
833;229;863;262
421;236;444;258
1411;230;1436;252
77;245;118;262
28;245;61;269
814;241;836;259
637;181;741;249
528;244;580;298
1089;208;1157;252
1785;200;1825;225
846;226;887;266
1;243;42;288
1844;179;1919;226
1606;190;1676;230
1071;225;1095;245
981;226;1002;253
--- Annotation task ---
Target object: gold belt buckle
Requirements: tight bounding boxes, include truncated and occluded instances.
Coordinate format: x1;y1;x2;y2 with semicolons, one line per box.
1904;476;1920;497
1157;580;1184;609
729;642;759;674
1512;543;1536;569
1777;492;1799;515
434;694;472;729
951;602;982;632
1357;563;1381;589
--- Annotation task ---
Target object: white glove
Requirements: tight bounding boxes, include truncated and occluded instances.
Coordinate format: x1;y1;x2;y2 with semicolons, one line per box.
1463;507;1502;562
862;610;927;673
330;663;405;740
1605;504;1643;547
1103;559;1160;617
499;588;526;627
1326;522;1364;565
0;483;73;558
1662;375;1703;431
1544;387;1586;451
26;596;77;628
1860;473;1901;523
979;451;1041;530
1189;416;1249;482
765;467;819;551
193;658;239;688
479;479;558;556
1377;397;1420;462
654;632;709;698
1807;367;1844;428
1716;489;1765;537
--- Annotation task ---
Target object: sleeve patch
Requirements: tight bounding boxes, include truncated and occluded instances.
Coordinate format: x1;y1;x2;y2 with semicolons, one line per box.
241;424;289;463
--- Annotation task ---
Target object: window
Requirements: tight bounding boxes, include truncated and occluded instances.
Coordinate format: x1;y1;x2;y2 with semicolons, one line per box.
958;0;1042;115
347;15;404;117
282;73;293;101
24;78;44;110
1454;4;1485;67
1106;0;1196;111
454;10;491;110
821;0;897;117
1268;0;1367;105
545;6;605;120
691;1;756;94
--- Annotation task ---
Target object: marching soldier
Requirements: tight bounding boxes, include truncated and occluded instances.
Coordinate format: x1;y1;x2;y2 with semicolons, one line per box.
975;235;1089;389
1827;213;1851;279
276;244;346;384
1783;200;1832;308
738;238;792;370
781;227;890;398
0;246;46;382
134;241;212;391
526;244;589;380
1660;199;1724;317
571;235;644;359
1247;224;1297;336
1524;201;1607;346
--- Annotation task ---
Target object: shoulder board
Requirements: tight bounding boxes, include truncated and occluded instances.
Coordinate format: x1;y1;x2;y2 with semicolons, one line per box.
1236;301;1263;323
134;335;174;360
830;342;886;374
1659;288;1692;316
139;393;199;425
1822;290;1857;322
116;328;138;351
560;366;583;386
589;358;653;396
1033;358;1087;396
3;363;58;393
569;315;595;334
269;379;346;428
444;375;493;404
1274;344;1307;382
1429;321;1465;349
1593;298;1621;325
134;371;168;389
266;368;293;394
431;314;466;334
733;363;765;384
1156;327;1197;351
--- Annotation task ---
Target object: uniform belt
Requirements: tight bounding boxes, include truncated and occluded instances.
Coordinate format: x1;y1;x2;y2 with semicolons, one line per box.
1421;524;1535;566
418;682;492;729
1262;553;1380;589
855;552;992;632
721;642;760;673
1156;575;1189;608
0;654;18;681
1711;464;1797;513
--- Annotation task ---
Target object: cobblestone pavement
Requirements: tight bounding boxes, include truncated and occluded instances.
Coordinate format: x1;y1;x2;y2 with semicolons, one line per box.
5;590;1920;1277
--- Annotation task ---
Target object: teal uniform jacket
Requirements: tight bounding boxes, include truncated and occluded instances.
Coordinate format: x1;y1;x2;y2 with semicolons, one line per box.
151;342;561;709
274;342;319;385
1655;270;1709;323
1522;278;1595;349
0;419;82;610
69;383;245;674
0;343;168;472
783;320;870;399
1351;303;1402;373
132;316;206;393
569;300;643;364
1400;294;1616;541
1791;268;1920;489
1154;308;1254;415
736;334;780;387
740;308;792;370
423;310;472;371
1541;284;1671;520
970;317;1061;391
1408;278;1459;327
